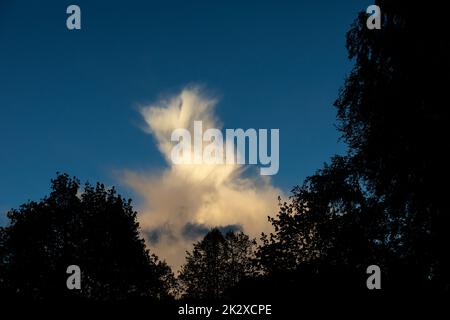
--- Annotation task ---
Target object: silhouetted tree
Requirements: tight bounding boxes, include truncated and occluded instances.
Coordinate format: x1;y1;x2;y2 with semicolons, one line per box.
334;0;449;290
178;229;256;300
0;173;175;301
256;0;450;294
255;156;384;294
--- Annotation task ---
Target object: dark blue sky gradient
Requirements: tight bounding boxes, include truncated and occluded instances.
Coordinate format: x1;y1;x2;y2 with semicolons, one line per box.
0;0;370;225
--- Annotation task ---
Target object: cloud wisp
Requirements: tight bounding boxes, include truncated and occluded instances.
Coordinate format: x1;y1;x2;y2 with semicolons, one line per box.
122;87;283;271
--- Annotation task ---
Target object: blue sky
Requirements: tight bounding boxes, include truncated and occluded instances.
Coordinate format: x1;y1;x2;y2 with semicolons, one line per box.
0;0;369;226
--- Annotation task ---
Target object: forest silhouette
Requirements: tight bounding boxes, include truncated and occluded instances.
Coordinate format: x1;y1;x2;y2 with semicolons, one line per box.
1;0;449;308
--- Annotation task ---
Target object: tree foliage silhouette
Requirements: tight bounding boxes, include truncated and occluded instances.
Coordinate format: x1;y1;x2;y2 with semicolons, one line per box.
0;173;175;301
255;156;380;294
178;228;256;300
256;0;450;293
334;0;449;290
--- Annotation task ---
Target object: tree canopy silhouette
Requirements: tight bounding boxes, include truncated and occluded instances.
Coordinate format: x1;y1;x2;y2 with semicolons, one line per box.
334;0;449;290
178;228;256;300
0;173;175;301
255;0;450;294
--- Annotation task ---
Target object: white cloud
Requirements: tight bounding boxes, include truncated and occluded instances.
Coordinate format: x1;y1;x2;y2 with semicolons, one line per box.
122;86;283;271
